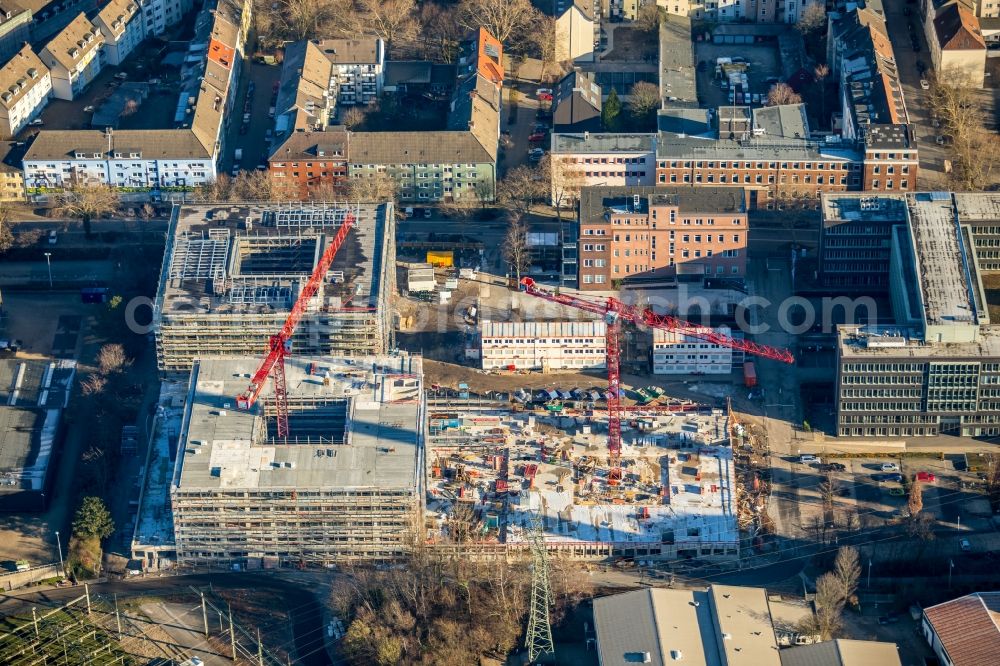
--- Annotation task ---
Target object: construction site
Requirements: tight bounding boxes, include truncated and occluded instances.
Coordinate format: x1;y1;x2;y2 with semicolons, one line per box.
425;395;741;560
166;353;424;568
153;202;395;373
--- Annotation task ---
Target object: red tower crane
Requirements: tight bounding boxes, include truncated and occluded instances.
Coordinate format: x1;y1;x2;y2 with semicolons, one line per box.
518;277;793;483
235;211;356;438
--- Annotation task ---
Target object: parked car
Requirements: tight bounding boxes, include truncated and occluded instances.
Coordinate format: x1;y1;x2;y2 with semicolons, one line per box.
820;462;847;472
799;454;820;464
960;538;972;552
29;118;43;126
920;79;930;90
872;472;903;482
538;92;553;102
528;132;546;142
48;230;57;244
915;471;937;482
536;88;553;96
881;462;900;472
889;486;906;496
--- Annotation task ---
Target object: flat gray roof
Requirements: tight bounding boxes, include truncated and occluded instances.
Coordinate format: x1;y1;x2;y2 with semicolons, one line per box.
821;193;908;223
156;202;390;317
906;193;977;326
659;14;697;107
838;325;1000;358
552;133;656;154
0;359;76;492
172;355;422;492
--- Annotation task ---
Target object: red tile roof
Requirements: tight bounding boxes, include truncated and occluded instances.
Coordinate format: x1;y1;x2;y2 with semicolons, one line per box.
924;593;1000;666
475;27;504;87
934;4;986;51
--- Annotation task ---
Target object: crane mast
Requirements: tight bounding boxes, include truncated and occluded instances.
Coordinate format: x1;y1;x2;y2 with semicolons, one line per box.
235;211;356;438
519;277;793;482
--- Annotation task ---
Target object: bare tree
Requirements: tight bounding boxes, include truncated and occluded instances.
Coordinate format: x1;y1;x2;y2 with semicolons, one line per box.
418;2;464;62
832;545;860;607
814;63;830;122
908;479;924;517
192;175;234;203
540;154;585;216
796;3;827;36
97;343;131;375
341;106;368;130
358;0;418;47
532;14;559;82
458;0;536;45
346;173;399;203
0;204;11;253
278;0;356;40
502;212;530;283
766;82;802;106
952;130;1000;190
629;81;661;124
634;4;660;33
809;571;846;640
497;164;545;218
55;184;120;237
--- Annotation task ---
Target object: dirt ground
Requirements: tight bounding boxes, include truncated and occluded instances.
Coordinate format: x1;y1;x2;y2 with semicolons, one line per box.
0;292;97;358
604;26;658;63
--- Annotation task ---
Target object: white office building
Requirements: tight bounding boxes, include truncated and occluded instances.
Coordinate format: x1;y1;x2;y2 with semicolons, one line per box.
479;320;607;371
652;326;736;375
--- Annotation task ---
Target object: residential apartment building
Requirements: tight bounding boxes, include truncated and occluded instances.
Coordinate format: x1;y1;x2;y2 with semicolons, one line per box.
94;0;144;66
271;29;501;201
550;133;657;206
314;38;384;106
923;0;987;88
0;2;32;63
139;0;195;36
22;0;251;193
552;69;602;132
551;0;598;63
652;326;735;374
478;320;607;371
349;131;497;203
268;129;348;198
0;45;50;140
574;185;748;290
656;0;822;22
0;140;25;200
39;13;104;101
23;128;218;189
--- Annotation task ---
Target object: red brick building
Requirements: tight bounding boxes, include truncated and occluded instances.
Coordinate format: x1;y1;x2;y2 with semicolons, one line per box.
575;186;748;290
268;130;349;198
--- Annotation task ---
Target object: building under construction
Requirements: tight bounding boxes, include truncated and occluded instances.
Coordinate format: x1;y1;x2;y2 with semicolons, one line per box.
426;396;739;561
154;202;395;373
169;353;423;567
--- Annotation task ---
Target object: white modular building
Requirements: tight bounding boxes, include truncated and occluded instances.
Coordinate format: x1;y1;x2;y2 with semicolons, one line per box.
479;320;607;371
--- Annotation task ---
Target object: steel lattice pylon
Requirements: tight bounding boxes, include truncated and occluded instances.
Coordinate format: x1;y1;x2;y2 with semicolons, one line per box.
525;515;555;663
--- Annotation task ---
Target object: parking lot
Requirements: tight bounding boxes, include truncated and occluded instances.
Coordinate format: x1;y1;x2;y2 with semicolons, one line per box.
776;453;995;539
694;41;784;110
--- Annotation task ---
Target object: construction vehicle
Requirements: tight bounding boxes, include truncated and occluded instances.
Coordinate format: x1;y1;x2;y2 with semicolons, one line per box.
518;277;794;483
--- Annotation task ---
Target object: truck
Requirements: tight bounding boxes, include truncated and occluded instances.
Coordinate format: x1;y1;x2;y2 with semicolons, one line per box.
743;361;757;388
234;148;243;162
